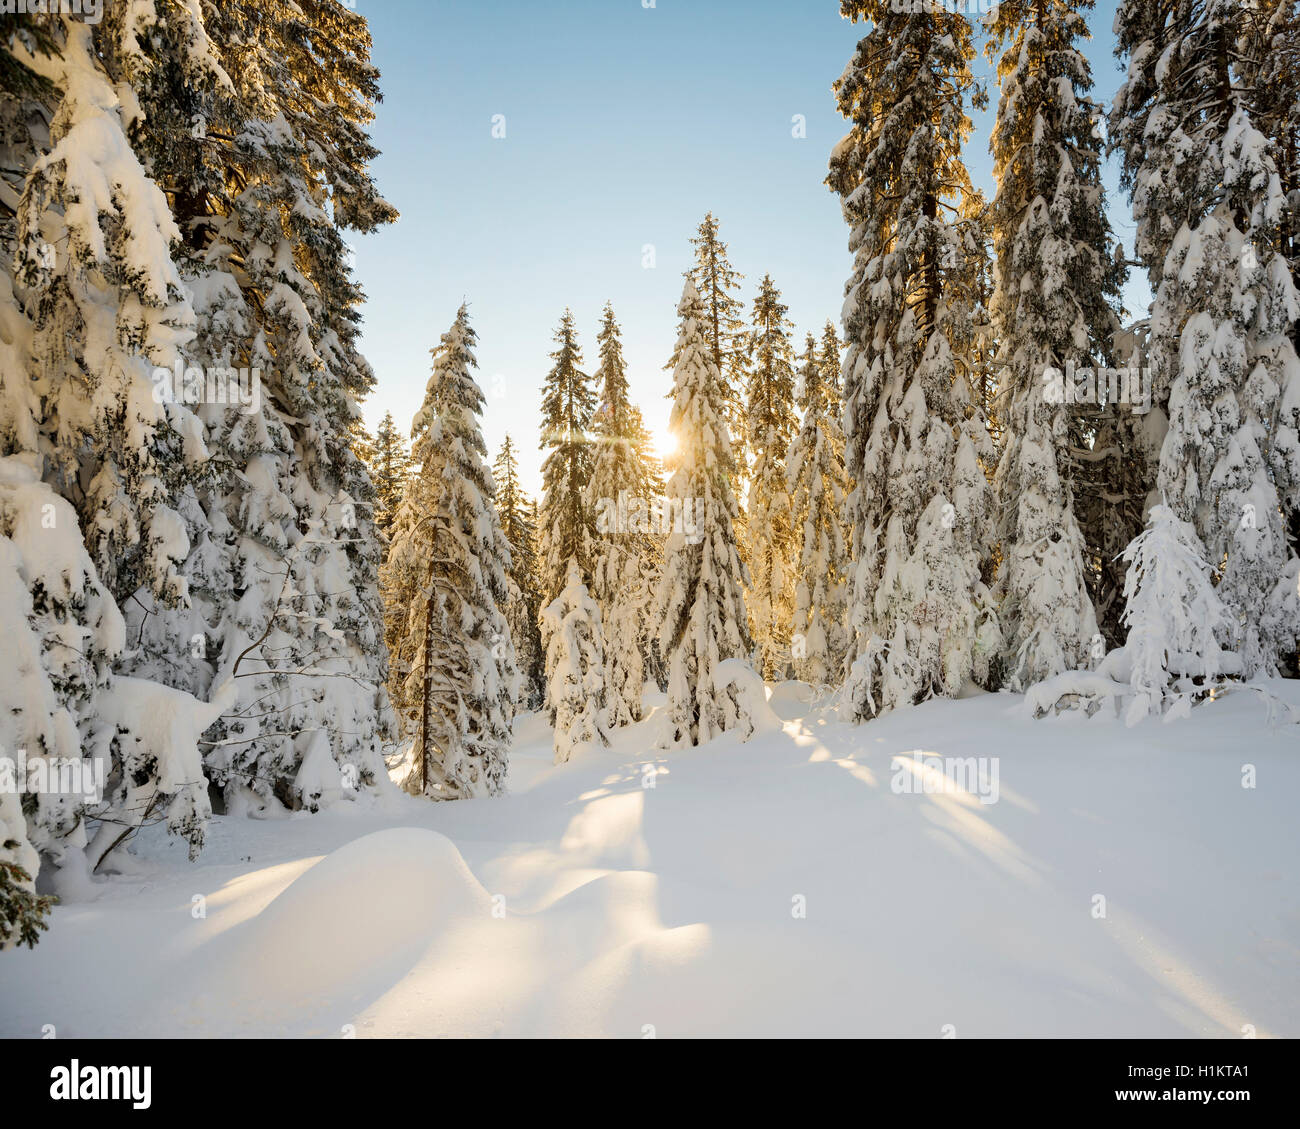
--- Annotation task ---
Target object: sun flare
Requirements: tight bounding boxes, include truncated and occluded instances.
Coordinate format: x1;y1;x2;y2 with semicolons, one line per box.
653;426;679;461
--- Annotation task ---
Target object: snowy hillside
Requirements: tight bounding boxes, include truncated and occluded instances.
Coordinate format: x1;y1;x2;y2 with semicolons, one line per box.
3;685;1296;1039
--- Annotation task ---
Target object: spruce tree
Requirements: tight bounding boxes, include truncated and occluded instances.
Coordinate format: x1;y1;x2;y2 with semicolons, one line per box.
787;331;850;686
383;307;519;799
0;1;401;903
538;309;597;606
1113;0;1300;676
986;0;1125;688
13;19;201;609
1;11;235;882
541;560;610;763
588;302;662;726
104;0;400;810
1122;504;1237;723
652;281;754;747
828;2;1001;719
369;411;411;540
685;213;748;472
494;434;545;709
742;275;798;680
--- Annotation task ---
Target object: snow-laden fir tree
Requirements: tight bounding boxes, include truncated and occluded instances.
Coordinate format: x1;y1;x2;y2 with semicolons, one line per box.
13;19;201;611
0;2;400;914
382;307;519;799
0;13;247;883
1244;1;1300;333
986;0;1126;688
685;213;748;475
652;281;755;747
1243;0;1300;670
628;403;666;690
368;411;411;541
588;302;662;727
1122;504;1239;723
102;0;400;812
0;458;122;886
827;2;1001;719
538;308;597;606
1157;193;1300;673
540;559;610;763
494;434;545;709
742;275;798;680
787;330;850;686
1115;0;1300;676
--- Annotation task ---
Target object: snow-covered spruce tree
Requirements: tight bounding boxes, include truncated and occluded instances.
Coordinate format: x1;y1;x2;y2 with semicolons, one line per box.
113;0;400;811
787;331;850;686
685;212;749;476
1243;0;1300;670
368;410;411;541
382;307;519;799
494;434;545;710
1244;2;1300;325
0;14;246;880
1122;504;1238;723
1115;0;1300;676
0;458;121;886
540;559;610;763
1158;198;1300;673
652;281;754;747
12;18;201;611
588;302;661;727
538;308;597;607
986;0;1126;688
742;274;798;680
1;796;53;950
628;401;667;690
827;2;1001;719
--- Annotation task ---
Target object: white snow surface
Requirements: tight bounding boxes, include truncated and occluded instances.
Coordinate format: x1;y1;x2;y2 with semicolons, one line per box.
2;685;1297;1037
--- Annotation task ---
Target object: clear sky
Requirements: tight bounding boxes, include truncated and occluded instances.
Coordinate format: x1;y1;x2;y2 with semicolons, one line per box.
353;0;1139;497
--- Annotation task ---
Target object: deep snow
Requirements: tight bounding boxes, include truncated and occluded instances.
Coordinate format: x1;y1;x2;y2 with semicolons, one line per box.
2;683;1297;1037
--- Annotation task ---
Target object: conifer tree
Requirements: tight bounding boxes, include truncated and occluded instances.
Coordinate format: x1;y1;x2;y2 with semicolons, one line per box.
685;213;748;471
1;10;241;881
541;560;610;763
828;2;1001;719
742;275;798;680
369;411;411;539
629;402;667;690
13;19;202;609
652;281;754;747
588;302;662;726
103;0;400;810
787;331;850;686
1113;0;1300;676
986;0;1125;688
1122;504;1237;723
0;2;401;906
538;309;597;606
494;434;545;709
382;307;519;799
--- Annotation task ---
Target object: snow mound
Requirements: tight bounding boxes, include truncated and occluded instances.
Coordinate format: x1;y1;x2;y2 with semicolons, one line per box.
713;658;784;735
182;829;490;1031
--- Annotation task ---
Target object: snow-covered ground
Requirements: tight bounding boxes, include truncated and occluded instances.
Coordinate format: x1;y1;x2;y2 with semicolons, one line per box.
2;684;1297;1038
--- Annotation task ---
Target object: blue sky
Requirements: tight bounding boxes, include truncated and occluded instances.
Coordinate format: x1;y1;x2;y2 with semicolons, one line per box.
353;0;1139;496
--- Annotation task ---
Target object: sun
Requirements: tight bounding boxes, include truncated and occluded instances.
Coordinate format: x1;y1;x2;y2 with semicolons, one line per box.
652;425;678;462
